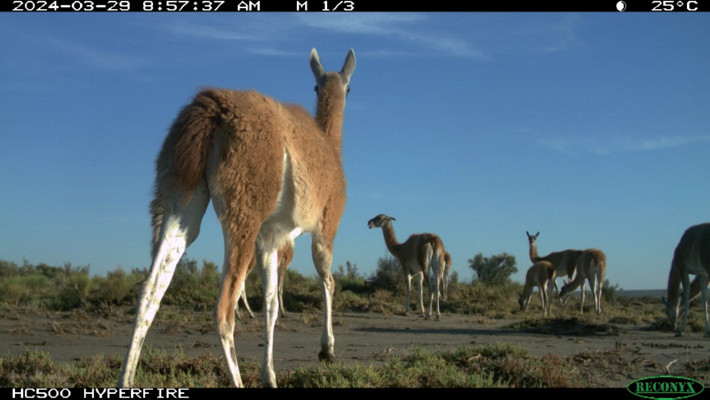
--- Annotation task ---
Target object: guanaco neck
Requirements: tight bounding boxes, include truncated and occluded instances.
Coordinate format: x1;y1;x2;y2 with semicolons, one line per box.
380;221;403;258
315;80;346;153
528;240;540;263
666;260;681;304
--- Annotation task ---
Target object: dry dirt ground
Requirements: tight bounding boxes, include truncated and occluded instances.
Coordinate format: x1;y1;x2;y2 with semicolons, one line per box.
1;306;709;388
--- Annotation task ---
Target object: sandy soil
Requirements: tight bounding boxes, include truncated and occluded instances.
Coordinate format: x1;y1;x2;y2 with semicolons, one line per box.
1;306;708;388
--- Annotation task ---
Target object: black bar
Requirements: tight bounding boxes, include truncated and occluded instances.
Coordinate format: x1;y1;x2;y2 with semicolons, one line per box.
1;387;630;399
3;0;708;12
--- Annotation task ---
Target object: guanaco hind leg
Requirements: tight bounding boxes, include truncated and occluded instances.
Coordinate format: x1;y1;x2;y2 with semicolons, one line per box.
235;256;257;320
310;232;336;363
426;248;442;321
259;248;281;386
417;271;426;316
119;186;209;387
235;278;255;320
213;222;260;387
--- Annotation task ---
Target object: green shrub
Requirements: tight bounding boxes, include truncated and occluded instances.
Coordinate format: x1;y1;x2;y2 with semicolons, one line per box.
334;261;368;294
89;267;144;306
602;279;621;305
0;275;50;305
163;258;220;308
469;252;518;285
52;267;91;311
334;290;369;312
0;260;20;278
367;256;403;294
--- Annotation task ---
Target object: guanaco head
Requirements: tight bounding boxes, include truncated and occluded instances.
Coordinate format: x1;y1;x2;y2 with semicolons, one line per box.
661;295;679;330
526;231;539;245
517;291;528;311
662;258;682;330
558;280;573;299
367;214;396;229
310;48;356;98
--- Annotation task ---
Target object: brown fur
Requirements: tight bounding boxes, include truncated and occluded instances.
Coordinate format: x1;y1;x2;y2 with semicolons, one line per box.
559;248;607;314
123;49;356;388
275;243;294;318
368;214;446;319
663;223;710;337
206;74;351;371
150;90;229;256
442;251;452;300
525;231;582;306
519;260;556;316
526;231;581;280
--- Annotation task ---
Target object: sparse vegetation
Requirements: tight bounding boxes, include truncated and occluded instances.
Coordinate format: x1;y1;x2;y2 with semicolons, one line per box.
0;345;589;388
0;256;681;326
2;256;705;388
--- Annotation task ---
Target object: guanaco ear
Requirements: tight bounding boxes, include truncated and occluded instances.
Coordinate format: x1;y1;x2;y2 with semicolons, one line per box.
340;49;356;84
310;48;356;87
310;48;326;84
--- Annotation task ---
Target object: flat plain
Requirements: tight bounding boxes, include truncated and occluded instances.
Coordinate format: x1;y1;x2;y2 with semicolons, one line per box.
1;299;708;388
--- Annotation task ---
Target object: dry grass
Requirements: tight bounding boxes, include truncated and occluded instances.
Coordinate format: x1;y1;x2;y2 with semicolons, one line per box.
3;259;709;388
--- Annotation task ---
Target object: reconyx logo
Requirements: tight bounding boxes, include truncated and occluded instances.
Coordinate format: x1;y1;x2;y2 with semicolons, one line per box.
627;376;705;400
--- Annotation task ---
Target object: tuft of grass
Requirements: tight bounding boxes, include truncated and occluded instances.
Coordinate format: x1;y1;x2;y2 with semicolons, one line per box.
282;362;385;388
0;344;589;388
442;344;584;388
367;289;400;315
281;344;583;388
281;348;501;388
333;290;370;312
0;349;71;387
71;354;122;387
444;281;521;318
131;347;229;387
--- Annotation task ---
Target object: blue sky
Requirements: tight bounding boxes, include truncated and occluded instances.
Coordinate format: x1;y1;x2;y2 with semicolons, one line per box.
1;12;708;291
